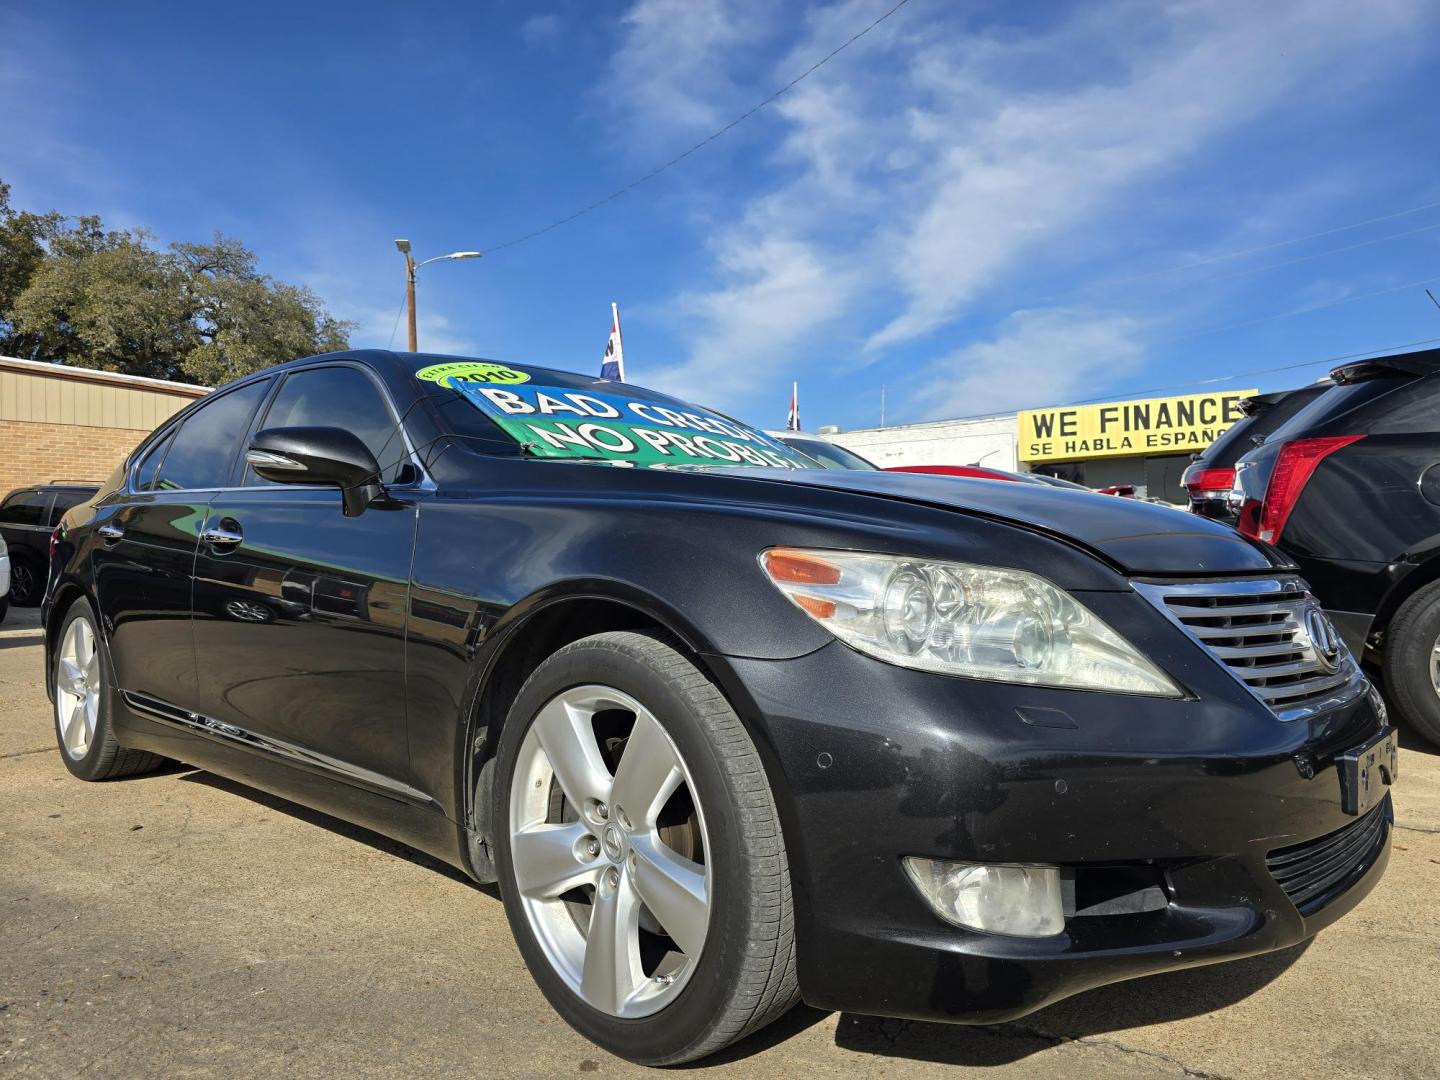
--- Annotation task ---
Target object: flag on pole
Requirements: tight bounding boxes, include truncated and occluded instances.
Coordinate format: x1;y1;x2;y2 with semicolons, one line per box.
600;302;625;382
786;382;801;431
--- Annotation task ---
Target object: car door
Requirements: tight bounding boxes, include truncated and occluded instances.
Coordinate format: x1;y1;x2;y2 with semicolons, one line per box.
190;363;420;788
90;378;273;710
0;488;53;602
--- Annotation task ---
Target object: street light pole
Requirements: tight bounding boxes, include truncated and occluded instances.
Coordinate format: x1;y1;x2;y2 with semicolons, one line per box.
403;248;418;352
393;239;483;352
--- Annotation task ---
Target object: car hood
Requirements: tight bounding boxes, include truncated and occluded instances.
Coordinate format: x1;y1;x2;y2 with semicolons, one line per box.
739;468;1288;576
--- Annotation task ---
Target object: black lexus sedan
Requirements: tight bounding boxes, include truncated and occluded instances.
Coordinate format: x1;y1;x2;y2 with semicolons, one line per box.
43;350;1395;1065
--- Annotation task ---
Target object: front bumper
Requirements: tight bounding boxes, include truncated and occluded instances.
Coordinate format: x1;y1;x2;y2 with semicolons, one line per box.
713;590;1392;1024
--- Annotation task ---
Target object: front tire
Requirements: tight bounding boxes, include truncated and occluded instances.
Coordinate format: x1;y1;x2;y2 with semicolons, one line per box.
493;630;797;1065
1382;581;1440;747
53;598;162;780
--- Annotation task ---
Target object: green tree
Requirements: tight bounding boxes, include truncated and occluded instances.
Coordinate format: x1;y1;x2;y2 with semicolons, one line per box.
173;236;350;385
0;181;353;386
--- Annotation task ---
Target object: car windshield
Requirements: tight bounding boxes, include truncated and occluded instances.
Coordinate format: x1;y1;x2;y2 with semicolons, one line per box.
410;359;820;471
777;436;878;470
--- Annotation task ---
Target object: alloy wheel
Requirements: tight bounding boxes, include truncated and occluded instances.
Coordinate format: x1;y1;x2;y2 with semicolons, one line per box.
11;561;37;604
1430;635;1440;699
55;616;101;759
508;684;711;1018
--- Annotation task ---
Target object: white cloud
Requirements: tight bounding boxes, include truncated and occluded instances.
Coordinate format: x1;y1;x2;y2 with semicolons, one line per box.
649;227;859;407
345;300;476;357
520;13;563;44
866;0;1430;349
914;309;1146;419
604;0;777;138
611;0;1429;416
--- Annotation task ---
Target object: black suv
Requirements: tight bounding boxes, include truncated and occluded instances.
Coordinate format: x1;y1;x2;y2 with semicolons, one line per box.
0;482;100;604
1181;383;1330;520
1232;347;1440;744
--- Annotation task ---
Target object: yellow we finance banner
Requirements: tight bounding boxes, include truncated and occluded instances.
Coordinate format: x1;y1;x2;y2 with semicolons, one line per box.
1018;389;1258;463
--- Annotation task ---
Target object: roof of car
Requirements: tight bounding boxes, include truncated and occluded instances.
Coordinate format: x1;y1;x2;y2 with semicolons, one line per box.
1331;346;1440;383
269;350;603;389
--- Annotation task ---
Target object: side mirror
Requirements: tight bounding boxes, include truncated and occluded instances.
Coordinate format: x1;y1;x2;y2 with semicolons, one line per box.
246;426;384;517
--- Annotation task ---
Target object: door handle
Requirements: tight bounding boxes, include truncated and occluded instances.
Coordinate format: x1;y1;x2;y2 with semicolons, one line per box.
98;523;125;542
201;520;244;548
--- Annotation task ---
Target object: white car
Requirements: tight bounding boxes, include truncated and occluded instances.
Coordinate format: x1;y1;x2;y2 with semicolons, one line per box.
0;533;9;623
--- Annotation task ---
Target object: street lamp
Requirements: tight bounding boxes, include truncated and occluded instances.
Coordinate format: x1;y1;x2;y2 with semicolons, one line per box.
394;239;483;352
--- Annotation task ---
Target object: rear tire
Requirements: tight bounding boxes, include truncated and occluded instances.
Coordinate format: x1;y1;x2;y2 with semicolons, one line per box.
1382;581;1440;748
492;630;797;1065
53;598;162;780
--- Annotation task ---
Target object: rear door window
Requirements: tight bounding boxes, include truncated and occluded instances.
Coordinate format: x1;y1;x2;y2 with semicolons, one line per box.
1259;381;1388;445
0;490;52;527
153;380;271;491
133;430;177;492
1370;377;1440;434
46;491;94;526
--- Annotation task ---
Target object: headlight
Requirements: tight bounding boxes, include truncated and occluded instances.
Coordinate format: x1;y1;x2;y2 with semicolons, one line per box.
759;547;1182;696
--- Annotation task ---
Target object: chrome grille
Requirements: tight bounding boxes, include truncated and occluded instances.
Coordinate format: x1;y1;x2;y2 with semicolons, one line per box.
1134;577;1366;721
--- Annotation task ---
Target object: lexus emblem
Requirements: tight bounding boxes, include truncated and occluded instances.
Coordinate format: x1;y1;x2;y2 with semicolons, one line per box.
1303;605;1343;671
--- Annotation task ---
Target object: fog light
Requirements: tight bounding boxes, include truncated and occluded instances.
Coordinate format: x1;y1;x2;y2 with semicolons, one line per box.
903;857;1064;937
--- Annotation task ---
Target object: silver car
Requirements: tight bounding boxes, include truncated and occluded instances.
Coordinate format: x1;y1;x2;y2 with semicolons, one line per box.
0;533;10;623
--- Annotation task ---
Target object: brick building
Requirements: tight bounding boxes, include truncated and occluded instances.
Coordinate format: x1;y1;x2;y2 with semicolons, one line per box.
0;356;208;496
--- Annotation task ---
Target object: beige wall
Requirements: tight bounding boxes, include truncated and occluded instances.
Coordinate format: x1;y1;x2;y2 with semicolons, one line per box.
0;358;208;497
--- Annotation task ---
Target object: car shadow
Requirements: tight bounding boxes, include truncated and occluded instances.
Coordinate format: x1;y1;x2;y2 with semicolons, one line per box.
831;940;1310;1067
165;768;1307;1070
176;769;493;893
1397;725;1438;755
0;627;44;650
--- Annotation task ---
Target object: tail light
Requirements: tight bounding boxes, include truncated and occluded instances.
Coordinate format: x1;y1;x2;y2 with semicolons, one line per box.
1238;435;1364;544
1182;466;1236;495
49;525;62;561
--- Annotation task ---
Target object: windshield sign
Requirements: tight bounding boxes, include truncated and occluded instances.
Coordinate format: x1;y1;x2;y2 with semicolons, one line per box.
417;362;818;470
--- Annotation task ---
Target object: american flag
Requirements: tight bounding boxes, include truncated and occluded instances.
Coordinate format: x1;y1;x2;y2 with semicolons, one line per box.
600;302;625;382
786;382;800;431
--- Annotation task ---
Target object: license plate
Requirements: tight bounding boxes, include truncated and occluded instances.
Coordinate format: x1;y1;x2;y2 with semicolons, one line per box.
1338;727;1398;816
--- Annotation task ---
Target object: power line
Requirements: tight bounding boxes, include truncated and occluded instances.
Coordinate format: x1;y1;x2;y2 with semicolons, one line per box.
1154;273;1440;346
1086;196;1440;291
480;0;914;255
864;335;1440;433
1062;335;1440;406
1133;219;1440;296
386;287;408;349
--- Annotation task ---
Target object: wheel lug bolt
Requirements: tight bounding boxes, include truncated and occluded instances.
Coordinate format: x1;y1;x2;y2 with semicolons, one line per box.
616;807;632;831
584;837;600;859
594;801;609;821
605;867;620;889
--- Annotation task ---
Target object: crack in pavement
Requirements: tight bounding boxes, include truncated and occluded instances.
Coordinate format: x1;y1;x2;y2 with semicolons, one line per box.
847;1016;1233;1078
998;1023;1237;1080
1395;822;1440;834
0;747;51;760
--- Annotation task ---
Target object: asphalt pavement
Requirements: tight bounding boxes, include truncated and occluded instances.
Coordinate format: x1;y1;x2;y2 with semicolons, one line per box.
2;604;1438;1079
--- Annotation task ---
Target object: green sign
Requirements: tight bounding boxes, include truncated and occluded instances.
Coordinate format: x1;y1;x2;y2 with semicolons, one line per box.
429;374;817;471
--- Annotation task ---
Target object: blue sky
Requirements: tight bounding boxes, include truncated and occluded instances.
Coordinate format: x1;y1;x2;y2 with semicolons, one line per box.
4;0;1440;432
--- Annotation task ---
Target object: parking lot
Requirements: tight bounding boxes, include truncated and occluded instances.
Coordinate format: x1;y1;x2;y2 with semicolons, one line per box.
1;605;1437;1080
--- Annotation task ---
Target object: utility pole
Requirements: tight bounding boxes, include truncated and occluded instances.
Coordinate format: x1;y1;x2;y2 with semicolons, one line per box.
393;239;483;352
